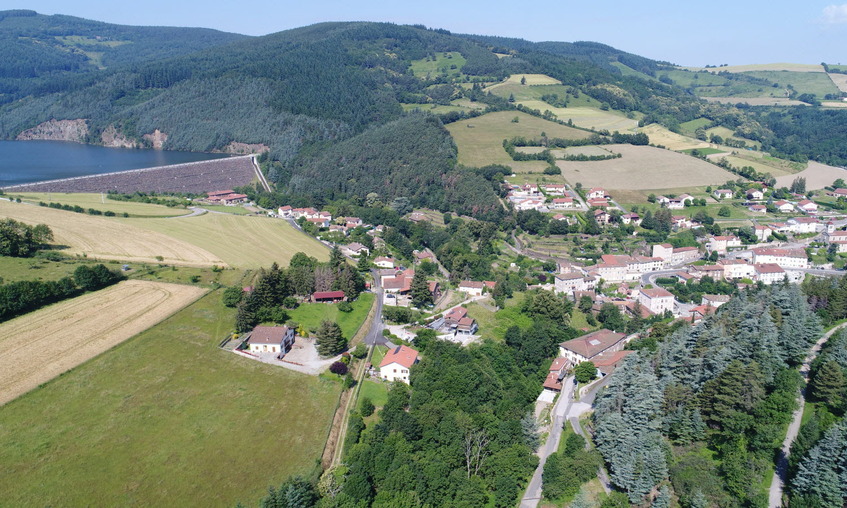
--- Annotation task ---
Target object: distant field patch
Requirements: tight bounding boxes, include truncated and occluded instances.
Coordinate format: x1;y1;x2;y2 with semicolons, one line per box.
640;124;709;151
11;192;185;217
450;98;487;110
557;144;735;190
488;74;562;88
775;161;847;190
681;147;726;156
446;110;590;168
742;71;839;97
401;103;468;114
721;155;794;177
517;100;638;132
686;63;825;73
822;101;847;108
562;146;615;157
680;118;712;132
0;289;339;507
0;200;225;266
121;213;328;268
827;73;847;93
409;51;466;78
0;280;206;405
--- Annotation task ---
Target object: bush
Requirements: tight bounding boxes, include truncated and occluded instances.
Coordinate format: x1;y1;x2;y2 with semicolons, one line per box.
329;361;348;375
360;397;375;417
337;300;353;312
351;343;368;359
282;296;299;309
222;286;243;307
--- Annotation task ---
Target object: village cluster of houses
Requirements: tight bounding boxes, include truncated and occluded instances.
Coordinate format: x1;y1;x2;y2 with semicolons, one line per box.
710;186;820;215
505;182;586;213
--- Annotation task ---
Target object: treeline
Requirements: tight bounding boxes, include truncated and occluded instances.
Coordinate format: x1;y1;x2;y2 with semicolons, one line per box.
593;285;822;505
224;250;364;332
0;264;124;322
0;218;53;257
747;108;847;166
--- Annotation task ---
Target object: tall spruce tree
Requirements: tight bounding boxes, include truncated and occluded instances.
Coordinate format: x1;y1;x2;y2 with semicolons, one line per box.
410;270;433;308
315;320;346;356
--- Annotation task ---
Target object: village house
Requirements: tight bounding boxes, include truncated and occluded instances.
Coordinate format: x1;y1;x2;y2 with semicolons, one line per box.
718;259;756;280
444;306;469;327
456;316;478;336
592;350;635;377
651;244;700;265
620;213;641;225
688;304;717;324
788;217;821;234
773;200;794;213
713;189;733;199
514;199;546;211
379;345;419;384
277;205;293;216
690;264;726;281
246;325;295;357
753;225;773;242
593;208;610;225
543;357;569;391
542;184;566;195
751;247;809;269
559;329;628;366
329;225;348;236
587;187;607;200
382;269;439;307
552;213;572;223
413;250;434;263
749;204;767;213
746;189;765;200
701;294;731;308
826;230;847;253
373;256;397;269
769;222;791;234
754;263;787;285
635;287;676;315
206;190;248;205
797;200;818;214
554;272;597;295
549;197;575;209
341;242;369;257
457;281;486;296
308;217;331;228
341;217;362;227
587;198;610;209
707;235;742;254
587;254;663;283
828;188;847;198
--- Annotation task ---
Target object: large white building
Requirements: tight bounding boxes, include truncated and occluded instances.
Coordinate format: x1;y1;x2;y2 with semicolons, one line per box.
559;329;627;366
554;272;597;295
635;287;676;315
751;247;809;269
707;235;742;254
247;326;295;356
754;263;787;285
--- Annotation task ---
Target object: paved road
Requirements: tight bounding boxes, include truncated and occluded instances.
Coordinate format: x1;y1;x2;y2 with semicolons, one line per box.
768;322;847;507
363;269;387;347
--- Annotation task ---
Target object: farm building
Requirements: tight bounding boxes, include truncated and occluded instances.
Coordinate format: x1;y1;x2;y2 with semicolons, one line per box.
312;291;346;303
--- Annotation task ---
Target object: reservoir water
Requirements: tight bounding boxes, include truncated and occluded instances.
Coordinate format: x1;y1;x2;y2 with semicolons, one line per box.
0;140;231;187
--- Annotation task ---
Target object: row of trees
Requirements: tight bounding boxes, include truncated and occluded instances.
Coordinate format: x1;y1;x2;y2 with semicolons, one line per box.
0;264;124;322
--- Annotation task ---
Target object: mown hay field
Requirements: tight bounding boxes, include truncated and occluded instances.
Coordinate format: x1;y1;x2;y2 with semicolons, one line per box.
446;110;590;169
0;289;340;507
640;124;710;151
0;200;225;266
0;280;206;406
742;70;840;97
775;161;847;190
556;144;735;190
721;155;796;177
703;97;808;106
487;74;562;89
517;100;639;133
121;213;328;268
685;63;825;73
11;192;186;216
828;73;847;93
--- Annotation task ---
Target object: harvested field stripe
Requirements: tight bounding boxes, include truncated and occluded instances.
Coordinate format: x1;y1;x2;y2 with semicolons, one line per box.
0;280;207;406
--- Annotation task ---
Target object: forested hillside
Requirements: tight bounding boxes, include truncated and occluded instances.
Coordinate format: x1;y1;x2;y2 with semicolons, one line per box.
0;9;246;103
594;285;823;506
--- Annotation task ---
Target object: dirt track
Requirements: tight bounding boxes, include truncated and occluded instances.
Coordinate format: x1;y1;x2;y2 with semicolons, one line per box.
0;280;206;405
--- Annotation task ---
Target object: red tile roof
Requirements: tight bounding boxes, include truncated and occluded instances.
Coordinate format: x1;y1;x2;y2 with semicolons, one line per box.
380;345;419;369
248;326;292;345
560;329;626;359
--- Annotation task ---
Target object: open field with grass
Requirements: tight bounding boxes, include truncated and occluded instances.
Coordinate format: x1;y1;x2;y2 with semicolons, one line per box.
0;200;225;266
0;288;340;507
9;192;186;217
122;213;328;268
409;51;466;78
685;63;825;73
446;110;590;168
488;74;562;88
288;293;375;339
557;144;734;190
704;126;762;149
517;100;638;132
775;161;847;190
0;254;84;283
721;155;795;177
640;124;709;151
464;294;532;341
703;97;808;106
679;117;711;132
828;73;847;93
402;103;469;114
450;98;488;110
0;280;206;406
742;70;840;97
197;205;254;215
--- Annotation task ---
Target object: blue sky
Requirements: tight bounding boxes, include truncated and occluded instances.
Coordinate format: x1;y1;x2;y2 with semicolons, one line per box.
10;1;847;66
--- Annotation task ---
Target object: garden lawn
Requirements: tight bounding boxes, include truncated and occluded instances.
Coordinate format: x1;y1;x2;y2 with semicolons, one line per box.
359;379;389;408
288;293;375;339
0;289;340;507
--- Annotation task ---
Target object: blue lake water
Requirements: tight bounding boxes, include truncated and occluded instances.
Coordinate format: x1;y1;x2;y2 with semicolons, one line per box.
0;140;231;187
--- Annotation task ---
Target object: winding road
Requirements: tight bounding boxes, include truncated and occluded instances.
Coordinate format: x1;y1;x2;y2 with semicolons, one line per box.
768;322;847;507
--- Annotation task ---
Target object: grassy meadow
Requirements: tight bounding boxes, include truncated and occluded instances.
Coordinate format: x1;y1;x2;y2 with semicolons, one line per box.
288;293;376;339
517;100;638;133
121;213;328;268
446;110;590;169
409;51;467;78
0;289;340;507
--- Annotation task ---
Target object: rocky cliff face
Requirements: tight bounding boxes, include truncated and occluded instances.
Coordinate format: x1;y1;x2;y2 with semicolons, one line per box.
16;119;88;142
221;141;270;154
142;129;168;150
100;125;138;148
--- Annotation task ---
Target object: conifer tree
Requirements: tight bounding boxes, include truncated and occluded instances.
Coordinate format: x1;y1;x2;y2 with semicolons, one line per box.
315;320;346;356
410;270;433;308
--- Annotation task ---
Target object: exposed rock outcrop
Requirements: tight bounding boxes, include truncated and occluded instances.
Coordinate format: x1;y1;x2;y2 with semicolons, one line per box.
16;119;88;142
100;125;138;149
142;129;168;150
221;141;270;155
